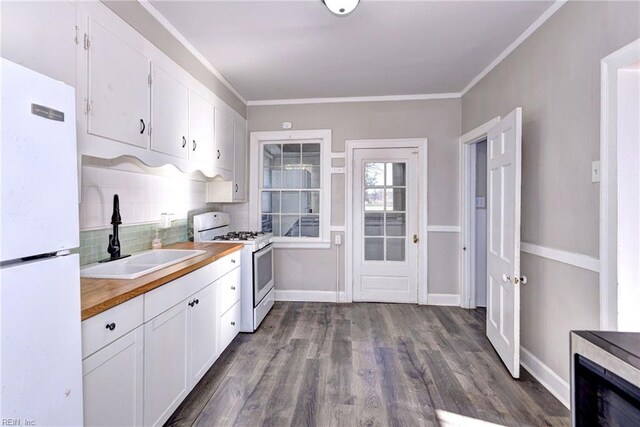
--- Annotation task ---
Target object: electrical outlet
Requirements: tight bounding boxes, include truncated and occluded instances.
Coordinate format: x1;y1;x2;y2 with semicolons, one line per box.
282;121;292;129
475;197;486;208
334;234;342;245
592;161;601;183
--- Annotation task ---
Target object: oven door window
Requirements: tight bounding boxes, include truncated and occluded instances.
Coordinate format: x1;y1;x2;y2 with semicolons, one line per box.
254;245;274;306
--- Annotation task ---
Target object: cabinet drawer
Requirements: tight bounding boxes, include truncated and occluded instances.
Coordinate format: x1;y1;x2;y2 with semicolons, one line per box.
217;251;241;278
82;295;143;358
220;300;241;352
144;261;218;322
219;267;240;315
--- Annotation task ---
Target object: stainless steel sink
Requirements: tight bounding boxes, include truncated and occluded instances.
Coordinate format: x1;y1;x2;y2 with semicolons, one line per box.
80;249;207;280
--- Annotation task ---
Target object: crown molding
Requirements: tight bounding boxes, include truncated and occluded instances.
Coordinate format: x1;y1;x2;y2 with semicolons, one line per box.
247;92;461;106
138;0;248;105
460;0;568;96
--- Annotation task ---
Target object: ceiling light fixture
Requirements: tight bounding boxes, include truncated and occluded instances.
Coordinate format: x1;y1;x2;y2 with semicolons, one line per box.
323;0;360;17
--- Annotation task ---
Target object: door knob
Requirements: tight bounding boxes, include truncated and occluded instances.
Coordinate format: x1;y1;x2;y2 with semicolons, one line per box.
520;275;528;284
413;234;419;244
502;274;509;283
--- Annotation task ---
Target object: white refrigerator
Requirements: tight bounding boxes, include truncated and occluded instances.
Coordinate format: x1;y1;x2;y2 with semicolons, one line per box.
0;59;84;425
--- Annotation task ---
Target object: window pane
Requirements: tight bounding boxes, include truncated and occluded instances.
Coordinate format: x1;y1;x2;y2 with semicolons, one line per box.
301;166;321;188
385;213;406;236
387;238;406;261
261;192;280;213
386;163;406;186
364;189;385;211
281;167;301;189
283;144;301;166
272;215;281;236
300;215;319;237
364;213;383;236
364;162;385;187
281;191;300;213
261;214;275;233
301;191;320;214
263;167;281;189
385;188;406;211
364;238;384;261
281;215;300;237
264;144;282;167
302;143;321;166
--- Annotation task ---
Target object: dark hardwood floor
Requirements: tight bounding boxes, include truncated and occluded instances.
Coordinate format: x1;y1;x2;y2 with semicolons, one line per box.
166;302;570;426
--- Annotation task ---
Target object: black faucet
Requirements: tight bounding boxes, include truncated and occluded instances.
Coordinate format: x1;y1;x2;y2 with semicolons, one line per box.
99;194;130;263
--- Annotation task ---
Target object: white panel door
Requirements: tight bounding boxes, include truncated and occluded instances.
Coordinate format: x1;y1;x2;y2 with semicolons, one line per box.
188;284;218;386
233;120;247;201
87;18;150;148
151;63;189;160
214;107;235;171
353;148;418;303
0;255;83;426
188;90;214;170
486;108;522;378
83;327;144;427
144;301;189;427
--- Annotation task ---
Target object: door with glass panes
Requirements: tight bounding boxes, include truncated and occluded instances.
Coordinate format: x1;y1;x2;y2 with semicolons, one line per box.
353;148;418;303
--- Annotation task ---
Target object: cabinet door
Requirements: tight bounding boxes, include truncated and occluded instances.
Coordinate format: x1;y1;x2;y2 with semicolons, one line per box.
188;90;214;171
0;1;77;87
233;120;247;201
151;63;189;160
188;284;218;386
144;301;189;427
83;327;144;427
214;107;234;171
87;18;150;149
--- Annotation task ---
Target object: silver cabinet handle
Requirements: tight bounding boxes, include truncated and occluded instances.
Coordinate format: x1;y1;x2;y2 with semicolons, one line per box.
192;140;197;151
231;321;235;326
231;259;236;264
217;149;221;159
231;286;236;290
182;136;186;148
105;322;116;331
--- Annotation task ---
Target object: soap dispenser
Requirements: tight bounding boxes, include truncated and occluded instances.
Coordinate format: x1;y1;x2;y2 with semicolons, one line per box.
152;228;162;249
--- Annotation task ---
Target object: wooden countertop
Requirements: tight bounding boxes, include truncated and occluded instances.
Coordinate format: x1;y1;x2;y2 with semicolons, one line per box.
80;242;243;321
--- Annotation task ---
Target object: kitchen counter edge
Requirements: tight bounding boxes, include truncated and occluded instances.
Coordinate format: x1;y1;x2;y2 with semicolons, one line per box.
80;242;244;320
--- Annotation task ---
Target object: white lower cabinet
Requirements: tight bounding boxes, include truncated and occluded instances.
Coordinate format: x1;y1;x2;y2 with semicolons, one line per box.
188;284;219;386
143;300;189;427
83;326;144;427
82;253;242;427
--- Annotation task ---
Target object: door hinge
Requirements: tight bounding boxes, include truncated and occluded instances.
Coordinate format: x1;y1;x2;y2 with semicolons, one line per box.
83;33;90;50
148;73;152;87
74;26;79;45
85;99;92;113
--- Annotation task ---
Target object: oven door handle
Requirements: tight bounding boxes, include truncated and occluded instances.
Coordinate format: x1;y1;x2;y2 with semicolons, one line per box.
255;242;273;255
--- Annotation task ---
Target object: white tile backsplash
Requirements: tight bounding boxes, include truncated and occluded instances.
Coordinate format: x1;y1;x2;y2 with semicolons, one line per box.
80;166;207;230
223;202;251;231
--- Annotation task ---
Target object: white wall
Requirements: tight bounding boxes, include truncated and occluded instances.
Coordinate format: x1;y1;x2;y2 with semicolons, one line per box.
462;0;640;386
617;67;640;331
244;99;461;297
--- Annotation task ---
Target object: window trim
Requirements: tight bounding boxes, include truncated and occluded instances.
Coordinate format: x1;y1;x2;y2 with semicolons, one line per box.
249;129;332;248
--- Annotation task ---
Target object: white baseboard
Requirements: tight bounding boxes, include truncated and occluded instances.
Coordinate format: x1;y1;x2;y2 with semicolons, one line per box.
275;290;347;303
520;346;570;409
426;293;461;306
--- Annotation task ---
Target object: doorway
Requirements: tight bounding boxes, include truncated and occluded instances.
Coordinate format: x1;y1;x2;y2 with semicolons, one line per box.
474;140;488;307
345;138;428;305
601;38;640;332
352;148;418;303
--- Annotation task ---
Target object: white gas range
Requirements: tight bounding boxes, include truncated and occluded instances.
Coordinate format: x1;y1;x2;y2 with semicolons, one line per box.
193;212;275;332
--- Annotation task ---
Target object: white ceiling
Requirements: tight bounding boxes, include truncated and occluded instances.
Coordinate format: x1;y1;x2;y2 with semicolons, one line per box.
149;0;555;101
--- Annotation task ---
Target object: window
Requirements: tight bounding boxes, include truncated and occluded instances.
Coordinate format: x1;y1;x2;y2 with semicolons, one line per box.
250;130;332;248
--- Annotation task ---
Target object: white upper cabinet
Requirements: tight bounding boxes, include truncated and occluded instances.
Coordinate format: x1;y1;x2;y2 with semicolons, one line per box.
214;107;235;172
233;120;247;201
0;0;77;87
151;63;189;159
87;18;150;149
188;90;214;174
